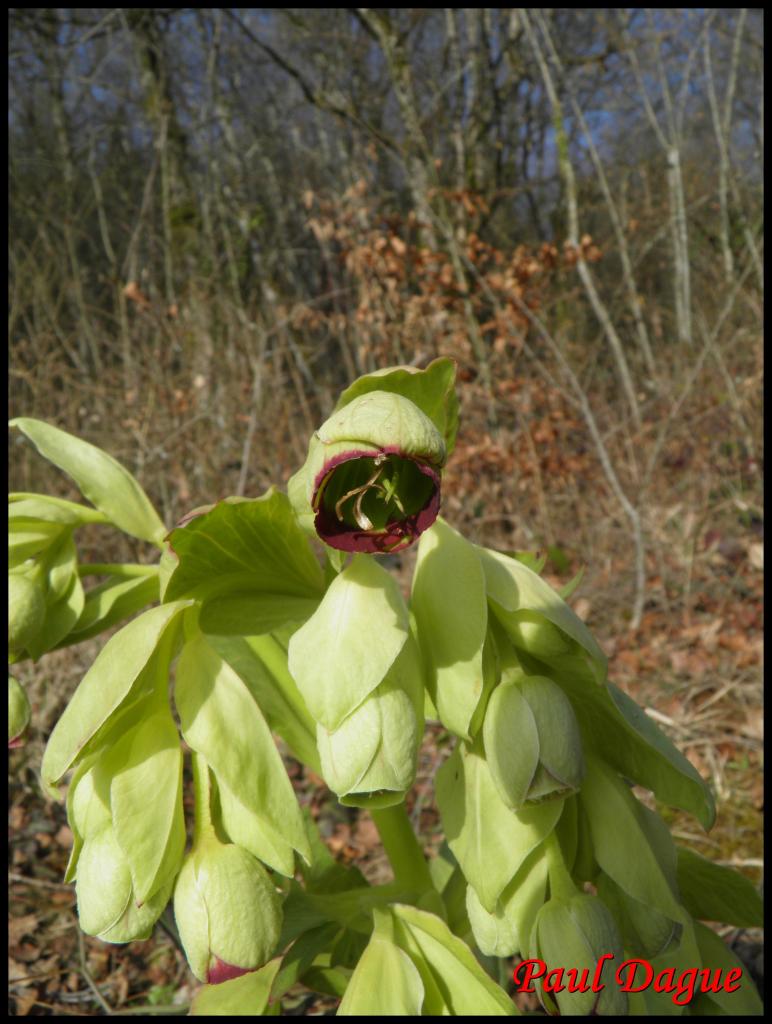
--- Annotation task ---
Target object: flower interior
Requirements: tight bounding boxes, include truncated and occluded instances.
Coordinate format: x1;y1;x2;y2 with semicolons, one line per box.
314;452;439;552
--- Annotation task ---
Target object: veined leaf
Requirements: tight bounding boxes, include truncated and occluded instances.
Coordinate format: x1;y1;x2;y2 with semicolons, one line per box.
676;848;763;927
165;489;324;607
207;633;320;772
479;546;606;682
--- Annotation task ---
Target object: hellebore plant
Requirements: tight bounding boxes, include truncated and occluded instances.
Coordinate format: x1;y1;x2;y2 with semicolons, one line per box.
7;359;762;1016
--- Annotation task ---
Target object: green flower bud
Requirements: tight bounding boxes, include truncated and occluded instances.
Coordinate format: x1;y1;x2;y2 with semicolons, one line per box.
294;391;446;553
529;892;627;1015
76;824;172;942
173;834;282;984
8;573;46;656
483;674;584;809
8;674;31;748
315;635;424;807
500;610;571;660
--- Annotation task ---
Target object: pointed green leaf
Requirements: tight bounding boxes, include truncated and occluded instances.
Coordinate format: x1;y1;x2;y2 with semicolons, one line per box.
691;920;763;1016
164;489;324;605
10;418;165;545
189;958;282;1016
676;848;763;927
207;633;320;772
61;573;160;647
555;661;715;829
411;519;488;739
389;903;519;1015
215;774;297;877
316;633;424;807
436;744;563;912
338;917;425;1015
42;602;188;789
288;555;408;731
9;493;110;526
175;634;310;866
580;757;684;921
478;546;606;681
467;843;550;959
597;871;681;958
199;592;319;636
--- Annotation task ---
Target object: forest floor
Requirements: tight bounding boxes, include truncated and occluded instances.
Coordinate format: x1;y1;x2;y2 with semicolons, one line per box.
8;367;763;1016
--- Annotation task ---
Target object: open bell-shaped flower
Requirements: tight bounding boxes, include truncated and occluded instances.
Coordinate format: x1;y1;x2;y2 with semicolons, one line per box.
294;391;446;553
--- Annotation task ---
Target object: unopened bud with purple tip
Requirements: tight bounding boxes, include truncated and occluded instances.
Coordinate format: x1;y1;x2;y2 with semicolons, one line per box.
173;833;282;984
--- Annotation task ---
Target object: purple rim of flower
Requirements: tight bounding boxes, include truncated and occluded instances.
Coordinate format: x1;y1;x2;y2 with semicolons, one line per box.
208;957;254;985
312;448;441;554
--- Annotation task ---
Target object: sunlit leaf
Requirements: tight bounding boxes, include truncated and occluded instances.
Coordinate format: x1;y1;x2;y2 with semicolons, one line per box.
10;418;165;545
288;555;408;731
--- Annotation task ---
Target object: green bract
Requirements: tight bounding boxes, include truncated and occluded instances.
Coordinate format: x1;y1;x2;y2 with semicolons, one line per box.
484;673;585;808
8;674;31;747
8;363;761;1017
8;572;46;655
76;824;174;942
530;892;628;1015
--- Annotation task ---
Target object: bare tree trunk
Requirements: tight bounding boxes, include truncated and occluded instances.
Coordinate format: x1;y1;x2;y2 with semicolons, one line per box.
356;7;497;425
522;10;642;429
534;11;657;387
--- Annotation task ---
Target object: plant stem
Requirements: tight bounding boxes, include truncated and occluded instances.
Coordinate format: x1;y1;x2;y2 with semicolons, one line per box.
370;802;434;893
77;562;159;578
544;830;578;901
191;751;215;844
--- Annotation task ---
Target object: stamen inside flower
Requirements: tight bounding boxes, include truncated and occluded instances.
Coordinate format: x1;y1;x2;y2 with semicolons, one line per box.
313;451;440;553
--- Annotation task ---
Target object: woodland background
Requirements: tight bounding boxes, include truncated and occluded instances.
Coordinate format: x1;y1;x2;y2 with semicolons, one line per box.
8;9;763;1015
